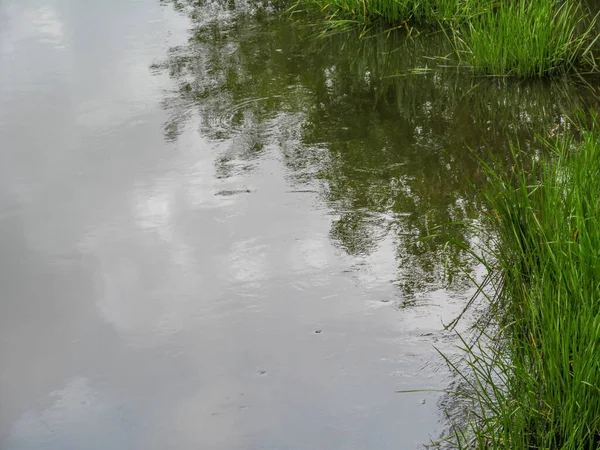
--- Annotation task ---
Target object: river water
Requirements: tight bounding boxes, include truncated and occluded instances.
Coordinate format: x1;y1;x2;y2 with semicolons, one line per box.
1;1;598;449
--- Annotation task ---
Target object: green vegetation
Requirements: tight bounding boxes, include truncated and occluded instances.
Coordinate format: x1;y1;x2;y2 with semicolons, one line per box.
444;117;600;448
455;0;598;77
297;0;599;77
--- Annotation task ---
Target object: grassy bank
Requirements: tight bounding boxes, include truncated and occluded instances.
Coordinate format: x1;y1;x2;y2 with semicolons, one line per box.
445;117;600;448
296;0;598;77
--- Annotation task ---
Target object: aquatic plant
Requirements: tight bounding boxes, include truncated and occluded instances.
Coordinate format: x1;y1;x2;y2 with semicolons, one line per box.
443;114;600;448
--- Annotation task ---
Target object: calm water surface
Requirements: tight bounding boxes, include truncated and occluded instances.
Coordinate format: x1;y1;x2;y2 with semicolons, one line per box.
1;0;598;449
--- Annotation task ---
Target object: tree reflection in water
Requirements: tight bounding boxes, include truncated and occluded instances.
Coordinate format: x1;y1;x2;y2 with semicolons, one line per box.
155;0;598;298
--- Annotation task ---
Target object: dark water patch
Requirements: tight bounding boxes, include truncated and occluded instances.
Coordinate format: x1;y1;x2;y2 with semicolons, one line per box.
214;188;253;195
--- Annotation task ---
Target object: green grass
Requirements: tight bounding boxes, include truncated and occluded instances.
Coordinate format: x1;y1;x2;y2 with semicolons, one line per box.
443;116;600;448
454;0;599;77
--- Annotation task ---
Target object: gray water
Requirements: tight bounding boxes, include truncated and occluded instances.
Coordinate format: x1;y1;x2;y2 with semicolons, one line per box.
1;1;597;449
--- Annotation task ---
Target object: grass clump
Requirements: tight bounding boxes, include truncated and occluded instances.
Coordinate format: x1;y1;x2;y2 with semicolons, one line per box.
444;116;600;448
455;0;599;77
